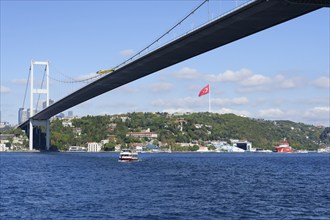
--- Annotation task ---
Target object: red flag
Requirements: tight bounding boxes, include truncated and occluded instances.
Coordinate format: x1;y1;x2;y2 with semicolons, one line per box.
198;84;210;97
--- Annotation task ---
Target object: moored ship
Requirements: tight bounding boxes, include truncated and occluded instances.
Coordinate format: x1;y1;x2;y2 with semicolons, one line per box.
275;141;293;153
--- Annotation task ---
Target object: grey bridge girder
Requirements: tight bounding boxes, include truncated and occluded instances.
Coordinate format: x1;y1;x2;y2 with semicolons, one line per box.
19;0;329;128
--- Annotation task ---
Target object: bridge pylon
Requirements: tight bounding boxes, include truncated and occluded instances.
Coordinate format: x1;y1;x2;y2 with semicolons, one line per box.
29;61;50;151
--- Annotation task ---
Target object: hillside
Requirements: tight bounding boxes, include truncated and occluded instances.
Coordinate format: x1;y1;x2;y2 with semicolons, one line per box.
50;112;329;151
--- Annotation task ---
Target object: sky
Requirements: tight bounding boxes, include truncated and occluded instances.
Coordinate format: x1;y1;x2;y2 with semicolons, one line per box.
1;0;329;126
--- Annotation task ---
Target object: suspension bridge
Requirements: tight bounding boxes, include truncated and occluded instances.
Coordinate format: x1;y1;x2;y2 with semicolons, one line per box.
18;0;330;150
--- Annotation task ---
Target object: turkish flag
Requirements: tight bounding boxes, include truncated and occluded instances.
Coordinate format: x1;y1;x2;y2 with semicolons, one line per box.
198;84;209;97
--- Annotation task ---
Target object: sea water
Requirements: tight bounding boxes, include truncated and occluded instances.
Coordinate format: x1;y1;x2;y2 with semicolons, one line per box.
1;152;329;219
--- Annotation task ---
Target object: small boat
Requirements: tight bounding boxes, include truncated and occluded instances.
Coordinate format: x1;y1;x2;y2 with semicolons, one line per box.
274;141;293;153
118;149;139;162
296;150;308;153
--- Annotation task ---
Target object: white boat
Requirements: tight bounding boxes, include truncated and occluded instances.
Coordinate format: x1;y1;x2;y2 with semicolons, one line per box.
296;150;308;153
118;149;139;162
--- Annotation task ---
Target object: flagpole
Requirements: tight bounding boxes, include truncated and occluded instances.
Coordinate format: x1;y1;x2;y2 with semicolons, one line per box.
209;83;211;112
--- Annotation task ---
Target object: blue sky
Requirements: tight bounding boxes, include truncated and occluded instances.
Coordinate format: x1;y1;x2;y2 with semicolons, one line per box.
1;1;329;126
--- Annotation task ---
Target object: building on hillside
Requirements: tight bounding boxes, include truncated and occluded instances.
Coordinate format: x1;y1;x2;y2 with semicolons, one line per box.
101;139;109;145
120;116;129;122
87;142;101;152
0;121;11;128
175;118;187;132
126;131;158;139
108;123;117;134
62;121;73;127
73;128;82;136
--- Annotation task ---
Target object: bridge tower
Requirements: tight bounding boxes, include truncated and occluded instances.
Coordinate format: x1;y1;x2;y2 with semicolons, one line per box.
29;61;50;151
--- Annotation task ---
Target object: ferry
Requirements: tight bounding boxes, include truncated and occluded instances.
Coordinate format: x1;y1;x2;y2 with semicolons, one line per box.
274;141;293;153
118;149;139;162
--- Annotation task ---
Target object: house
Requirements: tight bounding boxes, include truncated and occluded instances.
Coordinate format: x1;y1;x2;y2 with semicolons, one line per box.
126;131;158;139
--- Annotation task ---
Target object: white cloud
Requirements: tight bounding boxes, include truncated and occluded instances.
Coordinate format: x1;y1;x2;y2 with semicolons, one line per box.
303;106;330;120
120;49;135;57
150;82;173;92
74;72;99;81
11;78;28;85
172;67;200;79
240;74;271;87
213;108;251;117
313;77;330;88
115;84;140;94
162;108;193;114
152;97;201;108
203;69;301;93
0;85;10;93
302;106;330;126
151;96;249;110
257;108;286;118
273;74;302;89
212;97;249;106
205;68;253;82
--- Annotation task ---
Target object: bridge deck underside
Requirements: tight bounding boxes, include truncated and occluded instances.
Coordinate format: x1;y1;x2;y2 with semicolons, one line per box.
20;0;326;128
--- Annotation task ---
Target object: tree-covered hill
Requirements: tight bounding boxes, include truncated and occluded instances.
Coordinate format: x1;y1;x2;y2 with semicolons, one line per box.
50;112;329;151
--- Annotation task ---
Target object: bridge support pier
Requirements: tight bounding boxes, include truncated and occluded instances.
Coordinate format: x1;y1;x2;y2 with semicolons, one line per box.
28;119;50;151
28;60;50;151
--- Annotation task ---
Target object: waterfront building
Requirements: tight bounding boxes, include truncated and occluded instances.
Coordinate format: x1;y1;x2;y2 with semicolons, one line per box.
87;142;101;152
68;146;86;152
0;143;9;152
232;140;255;152
318;146;330;153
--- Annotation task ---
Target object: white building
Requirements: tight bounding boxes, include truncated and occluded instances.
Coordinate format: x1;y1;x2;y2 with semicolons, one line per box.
101;139;109;145
87;142;101;152
0;143;9;152
62;121;73;127
69;146;86;152
126;131;158;139
232;140;255;152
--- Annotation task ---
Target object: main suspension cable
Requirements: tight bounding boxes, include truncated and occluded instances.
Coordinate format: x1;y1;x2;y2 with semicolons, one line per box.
112;0;209;71
43;0;209;85
22;67;31;109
